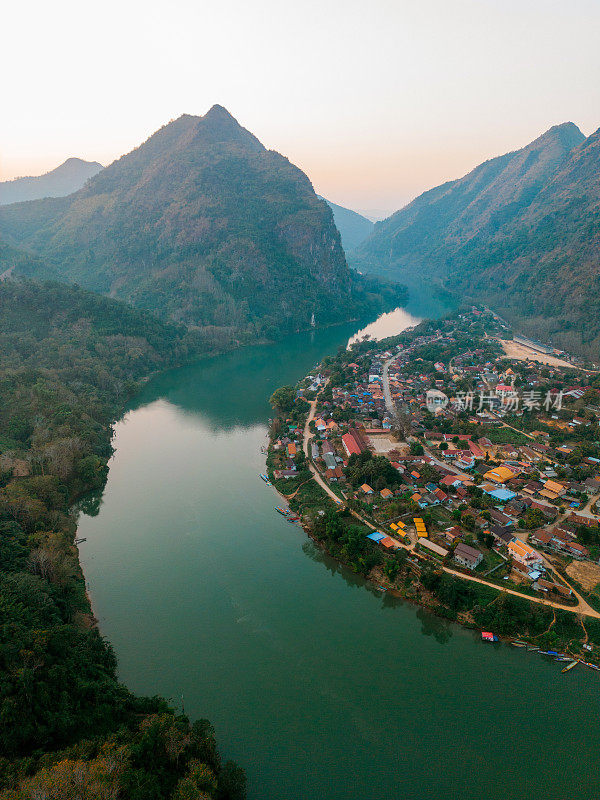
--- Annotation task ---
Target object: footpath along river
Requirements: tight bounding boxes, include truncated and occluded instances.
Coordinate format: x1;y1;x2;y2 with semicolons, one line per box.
78;303;600;800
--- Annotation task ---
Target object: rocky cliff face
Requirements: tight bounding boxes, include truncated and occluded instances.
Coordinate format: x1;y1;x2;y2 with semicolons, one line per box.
320;198;374;253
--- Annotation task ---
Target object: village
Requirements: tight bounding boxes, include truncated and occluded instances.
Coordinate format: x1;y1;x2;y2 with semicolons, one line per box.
267;307;600;662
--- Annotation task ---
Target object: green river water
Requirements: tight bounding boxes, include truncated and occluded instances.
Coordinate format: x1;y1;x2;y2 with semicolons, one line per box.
77;302;600;800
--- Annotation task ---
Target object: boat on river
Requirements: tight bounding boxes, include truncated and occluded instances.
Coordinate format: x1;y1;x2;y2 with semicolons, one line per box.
481;632;498;642
511;641;527;647
259;473;272;486
562;660;579;673
275;506;290;516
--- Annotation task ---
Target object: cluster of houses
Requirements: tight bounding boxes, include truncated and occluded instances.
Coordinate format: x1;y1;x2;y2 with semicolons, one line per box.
288;308;600;594
271;426;303;480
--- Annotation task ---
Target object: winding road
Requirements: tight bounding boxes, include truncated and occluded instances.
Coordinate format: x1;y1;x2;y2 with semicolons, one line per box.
378;351;600;618
286;360;600;620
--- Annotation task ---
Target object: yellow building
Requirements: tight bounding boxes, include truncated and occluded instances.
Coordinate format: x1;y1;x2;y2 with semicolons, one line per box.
483;466;515;483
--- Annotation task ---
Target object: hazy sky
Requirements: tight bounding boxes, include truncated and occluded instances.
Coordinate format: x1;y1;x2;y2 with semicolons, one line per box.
2;0;599;217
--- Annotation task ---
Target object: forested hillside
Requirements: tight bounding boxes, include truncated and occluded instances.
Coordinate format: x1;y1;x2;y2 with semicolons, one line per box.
350;122;600;358
0;107;403;339
321;197;374;252
0;281;244;799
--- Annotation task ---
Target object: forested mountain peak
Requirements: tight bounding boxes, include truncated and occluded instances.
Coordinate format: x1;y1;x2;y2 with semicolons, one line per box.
353;121;585;266
350;121;600;358
0;109;401;341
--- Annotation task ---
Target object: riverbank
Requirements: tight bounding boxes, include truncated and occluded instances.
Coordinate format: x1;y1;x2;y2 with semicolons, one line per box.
0;281;248;797
265;308;600;660
76;316;600;800
268;441;597;652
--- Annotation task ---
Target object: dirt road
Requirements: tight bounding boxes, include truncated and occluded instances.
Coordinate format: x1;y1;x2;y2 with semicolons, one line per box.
298;367;600;618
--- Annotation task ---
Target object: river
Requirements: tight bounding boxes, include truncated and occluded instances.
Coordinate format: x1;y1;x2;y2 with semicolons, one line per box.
77;304;600;800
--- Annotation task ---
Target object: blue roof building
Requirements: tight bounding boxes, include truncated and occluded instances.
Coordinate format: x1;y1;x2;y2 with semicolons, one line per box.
484;487;516;502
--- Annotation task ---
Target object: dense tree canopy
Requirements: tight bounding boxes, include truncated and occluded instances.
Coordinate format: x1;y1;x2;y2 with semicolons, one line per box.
0;281;244;797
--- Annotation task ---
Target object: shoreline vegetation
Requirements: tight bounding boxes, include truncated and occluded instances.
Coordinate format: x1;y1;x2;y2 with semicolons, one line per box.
0;281;246;799
0;275;406;797
266;307;600;666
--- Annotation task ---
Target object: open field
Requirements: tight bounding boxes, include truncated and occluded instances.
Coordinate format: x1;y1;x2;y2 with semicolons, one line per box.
367;434;406;455
498;339;579;369
566;560;600;593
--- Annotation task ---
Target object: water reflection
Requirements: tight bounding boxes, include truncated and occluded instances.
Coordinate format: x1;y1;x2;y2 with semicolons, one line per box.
302;535;453;643
74;487;104;518
130;319;364;430
416;607;453;644
77;300;600;800
348;307;422;346
128;297;445;432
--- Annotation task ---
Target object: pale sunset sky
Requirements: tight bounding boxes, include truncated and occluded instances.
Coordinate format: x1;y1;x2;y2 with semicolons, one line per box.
2;0;599;217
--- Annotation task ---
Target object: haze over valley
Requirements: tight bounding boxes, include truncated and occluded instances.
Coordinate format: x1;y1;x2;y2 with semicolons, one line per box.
2;2;600;799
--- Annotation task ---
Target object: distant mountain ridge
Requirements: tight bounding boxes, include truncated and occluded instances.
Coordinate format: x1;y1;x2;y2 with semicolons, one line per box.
0;158;103;205
350;122;600;358
0;106;403;342
319;197;374;252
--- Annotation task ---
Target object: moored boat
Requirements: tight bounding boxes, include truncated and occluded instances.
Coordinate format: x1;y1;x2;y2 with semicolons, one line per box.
511;641;527;648
275;506;290;516
562;660;578;673
481;632;498;642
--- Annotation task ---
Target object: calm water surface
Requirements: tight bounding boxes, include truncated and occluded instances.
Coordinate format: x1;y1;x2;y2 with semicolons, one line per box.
78;307;600;800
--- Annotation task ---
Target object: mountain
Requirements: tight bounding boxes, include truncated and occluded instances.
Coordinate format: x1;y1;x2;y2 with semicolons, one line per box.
0;107;403;340
350;122;600;358
320;197;374;252
0;158;103;205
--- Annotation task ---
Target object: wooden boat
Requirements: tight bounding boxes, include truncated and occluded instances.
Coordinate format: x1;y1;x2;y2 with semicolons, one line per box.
583;661;600;671
511;641;527;648
562;660;578;673
527;646;540;652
